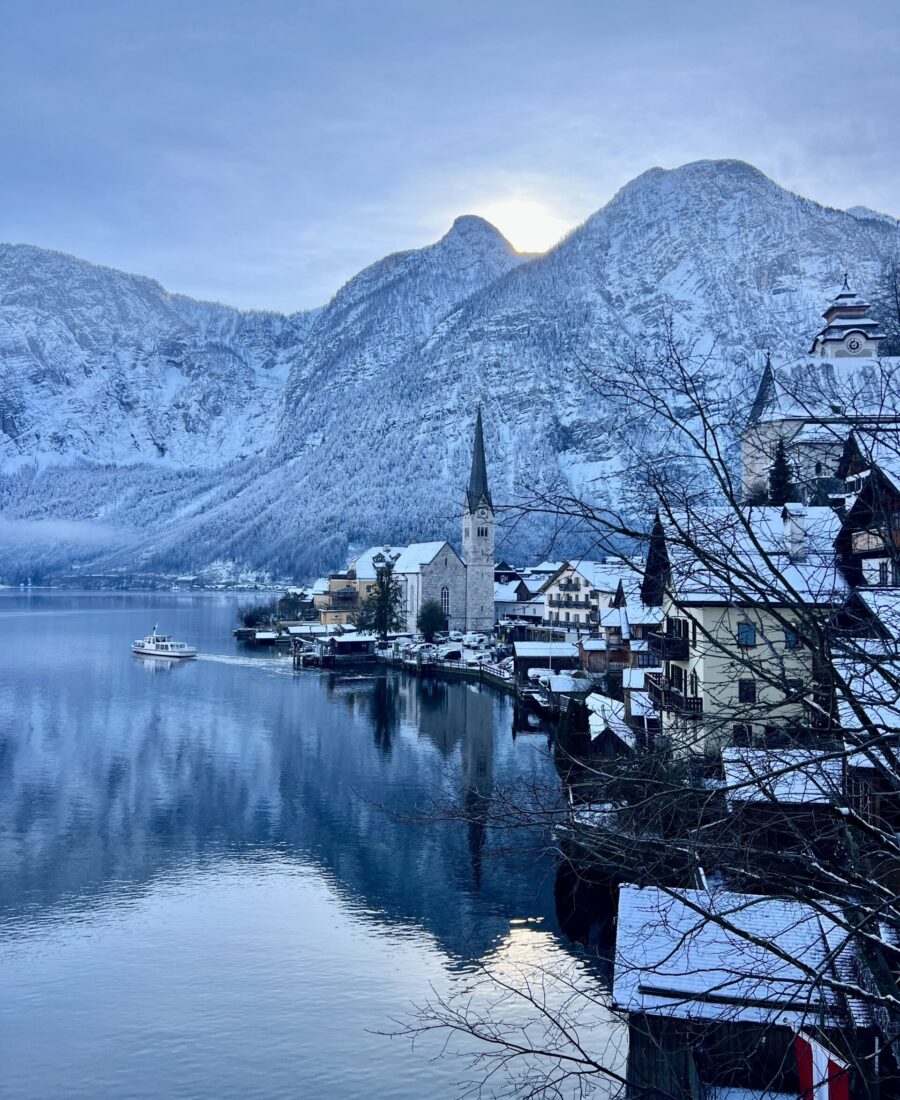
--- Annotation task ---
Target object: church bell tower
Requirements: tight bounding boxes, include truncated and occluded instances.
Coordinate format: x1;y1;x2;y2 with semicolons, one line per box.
462;407;495;633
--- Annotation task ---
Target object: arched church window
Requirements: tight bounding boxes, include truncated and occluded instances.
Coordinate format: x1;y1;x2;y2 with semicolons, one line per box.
441;587;450;615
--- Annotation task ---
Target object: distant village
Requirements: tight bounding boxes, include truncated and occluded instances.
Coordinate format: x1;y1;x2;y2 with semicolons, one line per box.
240;279;900;1098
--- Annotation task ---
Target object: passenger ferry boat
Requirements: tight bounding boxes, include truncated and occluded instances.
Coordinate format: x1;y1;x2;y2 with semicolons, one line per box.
131;627;198;659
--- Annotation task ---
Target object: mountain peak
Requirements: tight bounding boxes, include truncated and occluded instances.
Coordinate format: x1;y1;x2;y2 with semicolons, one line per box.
441;214;514;252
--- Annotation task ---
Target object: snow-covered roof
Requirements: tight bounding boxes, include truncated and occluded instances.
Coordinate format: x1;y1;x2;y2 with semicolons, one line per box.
494;580;522;602
549;674;590;694
614;886;867;1027
834;655;900;736
658;506;846;607
857;588;900;641
628;690;655;718
519;575;548;595
622;667;660;691
310;577;329;594
721;748;842;807
586;693;633;746
349;545;407;580
513;641;579;659
531;560;565;574
579;638;607;652
393;541;451;574
751;354;900;425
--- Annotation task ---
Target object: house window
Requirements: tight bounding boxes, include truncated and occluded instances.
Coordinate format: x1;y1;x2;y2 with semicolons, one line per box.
465;527;470;539
784;625;799;649
737;622;756;647
732;723;752;746
565;612;570;622
441;587;450;616
738;679;757;704
815;461;823;475
785;678;804;698
637;652;655;667
879;561;889;586
689;670;699;697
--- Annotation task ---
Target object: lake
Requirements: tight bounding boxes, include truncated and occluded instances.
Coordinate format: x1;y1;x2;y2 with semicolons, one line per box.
0;591;620;1099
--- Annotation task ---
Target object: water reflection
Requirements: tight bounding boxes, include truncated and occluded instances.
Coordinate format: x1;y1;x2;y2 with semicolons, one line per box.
0;596;561;960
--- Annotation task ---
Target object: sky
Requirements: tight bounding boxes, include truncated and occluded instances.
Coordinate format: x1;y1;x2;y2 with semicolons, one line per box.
1;0;898;312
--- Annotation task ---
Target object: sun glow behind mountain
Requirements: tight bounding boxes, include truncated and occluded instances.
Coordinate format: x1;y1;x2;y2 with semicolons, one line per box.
472;198;572;253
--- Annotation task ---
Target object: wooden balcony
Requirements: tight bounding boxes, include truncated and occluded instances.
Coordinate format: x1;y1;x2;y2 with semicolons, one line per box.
646;672;703;718
648;631;689;661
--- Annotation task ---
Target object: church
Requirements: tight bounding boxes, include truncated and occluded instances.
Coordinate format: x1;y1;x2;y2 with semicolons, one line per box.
742;277;900;504
348;409;496;634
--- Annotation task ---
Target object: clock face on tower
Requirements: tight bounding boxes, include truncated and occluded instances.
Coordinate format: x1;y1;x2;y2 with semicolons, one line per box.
845;335;863;353
478;508;487;518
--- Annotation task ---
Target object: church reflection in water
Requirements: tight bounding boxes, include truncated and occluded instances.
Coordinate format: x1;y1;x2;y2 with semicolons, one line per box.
0;649;615;966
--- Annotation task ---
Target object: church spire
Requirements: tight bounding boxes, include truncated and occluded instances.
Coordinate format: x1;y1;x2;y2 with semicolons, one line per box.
748;352;776;424
466;407;492;513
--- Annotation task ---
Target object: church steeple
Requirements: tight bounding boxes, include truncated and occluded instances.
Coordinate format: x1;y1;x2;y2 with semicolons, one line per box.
466;406;492;513
809;276;884;357
462;406;495;633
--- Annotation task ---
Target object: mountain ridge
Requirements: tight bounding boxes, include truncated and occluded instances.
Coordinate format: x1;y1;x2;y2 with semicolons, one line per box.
2;159;900;582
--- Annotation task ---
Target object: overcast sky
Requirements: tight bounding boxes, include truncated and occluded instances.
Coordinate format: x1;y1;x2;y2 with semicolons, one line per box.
2;0;898;312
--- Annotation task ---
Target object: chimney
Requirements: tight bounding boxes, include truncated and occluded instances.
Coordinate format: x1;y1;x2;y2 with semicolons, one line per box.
782;504;806;560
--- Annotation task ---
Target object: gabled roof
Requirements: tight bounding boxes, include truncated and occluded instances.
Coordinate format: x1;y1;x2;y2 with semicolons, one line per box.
393;541;455;574
746;355;900;425
722;748;842;807
614;886;867;1027
349;545;407;580
645;506;846;607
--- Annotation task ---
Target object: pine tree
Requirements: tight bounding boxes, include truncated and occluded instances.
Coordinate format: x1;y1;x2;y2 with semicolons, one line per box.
768;437;794;505
417;599;448;641
354;553;404;638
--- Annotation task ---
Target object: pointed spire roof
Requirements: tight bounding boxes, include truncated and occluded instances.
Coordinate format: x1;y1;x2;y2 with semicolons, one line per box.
748;352;777;423
640;513;670;607
466;407;493;512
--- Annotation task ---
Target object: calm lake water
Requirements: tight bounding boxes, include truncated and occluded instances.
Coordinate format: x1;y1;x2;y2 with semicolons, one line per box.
0;592;619;1099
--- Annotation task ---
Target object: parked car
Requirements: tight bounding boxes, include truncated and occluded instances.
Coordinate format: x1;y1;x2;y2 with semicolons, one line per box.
448;631;464;642
462;632;488;647
438;646;463;661
463;651;492;667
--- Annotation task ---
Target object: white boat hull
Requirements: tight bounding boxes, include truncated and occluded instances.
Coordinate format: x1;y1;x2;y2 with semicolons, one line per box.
132;646;197;658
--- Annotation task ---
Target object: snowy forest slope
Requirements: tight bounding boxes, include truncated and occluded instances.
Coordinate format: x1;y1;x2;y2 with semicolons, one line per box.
2;160;899;581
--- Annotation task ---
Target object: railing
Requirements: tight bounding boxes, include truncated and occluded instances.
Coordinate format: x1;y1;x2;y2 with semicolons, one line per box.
646;672;703;717
648;631;689;661
548;596;592;608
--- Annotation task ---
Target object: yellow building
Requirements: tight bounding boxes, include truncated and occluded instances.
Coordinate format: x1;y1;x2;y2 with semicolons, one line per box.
642;506;845;756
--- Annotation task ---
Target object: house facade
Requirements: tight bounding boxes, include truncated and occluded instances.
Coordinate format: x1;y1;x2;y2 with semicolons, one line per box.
641;506;845;756
741;278;898;504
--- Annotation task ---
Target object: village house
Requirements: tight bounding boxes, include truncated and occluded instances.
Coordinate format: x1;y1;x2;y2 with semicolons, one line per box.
741;278;899;504
541;559;633;632
834;433;900;587
640;505;846;757
314;571;362;626
613;884;873;1100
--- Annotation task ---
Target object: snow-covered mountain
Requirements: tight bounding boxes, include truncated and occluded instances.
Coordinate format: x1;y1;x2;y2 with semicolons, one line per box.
2;160;899;582
0;244;316;468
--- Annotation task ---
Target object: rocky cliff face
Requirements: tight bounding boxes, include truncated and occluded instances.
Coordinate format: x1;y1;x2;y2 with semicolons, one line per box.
2;161;899;581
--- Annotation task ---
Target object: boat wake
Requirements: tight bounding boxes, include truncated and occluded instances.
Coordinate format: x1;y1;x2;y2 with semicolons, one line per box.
196;653;296;676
